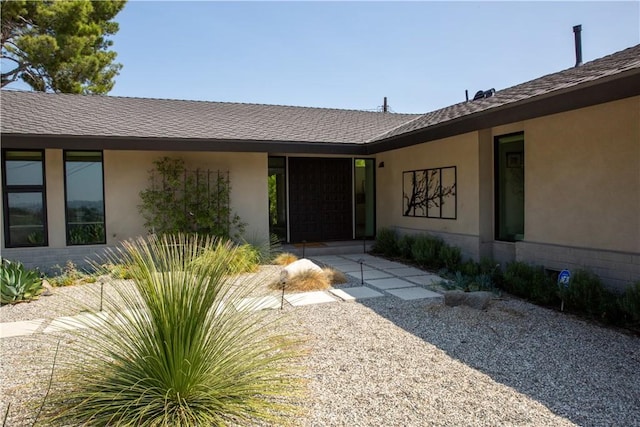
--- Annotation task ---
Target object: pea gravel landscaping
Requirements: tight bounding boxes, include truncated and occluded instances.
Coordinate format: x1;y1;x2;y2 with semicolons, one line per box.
1;265;639;426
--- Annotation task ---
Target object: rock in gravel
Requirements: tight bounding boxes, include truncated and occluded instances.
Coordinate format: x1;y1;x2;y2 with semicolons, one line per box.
444;290;493;310
280;258;323;282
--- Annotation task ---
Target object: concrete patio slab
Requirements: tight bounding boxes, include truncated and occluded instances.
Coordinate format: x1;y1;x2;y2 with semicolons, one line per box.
0;319;44;338
341;254;380;263
235;296;282;311
285;291;337;306
347;270;393;280
385;267;428;277
406;274;444;286
336;262;377;273
366;277;416;290
329;287;384;301
366;260;407;269
386;287;443;301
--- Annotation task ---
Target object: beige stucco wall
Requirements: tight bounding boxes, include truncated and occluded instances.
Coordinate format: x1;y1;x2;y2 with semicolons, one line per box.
523;96;640;253
0;150;270;252
376;131;480;238
104;150;269;246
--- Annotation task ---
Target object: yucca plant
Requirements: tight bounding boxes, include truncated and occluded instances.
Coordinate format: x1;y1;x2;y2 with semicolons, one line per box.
0;259;43;304
47;234;304;426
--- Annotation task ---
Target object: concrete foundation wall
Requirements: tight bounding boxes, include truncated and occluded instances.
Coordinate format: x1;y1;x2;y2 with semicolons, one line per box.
516;241;640;293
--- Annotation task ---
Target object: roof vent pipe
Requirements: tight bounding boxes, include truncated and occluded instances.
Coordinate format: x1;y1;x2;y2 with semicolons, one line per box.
573;24;583;67
383;96;388;113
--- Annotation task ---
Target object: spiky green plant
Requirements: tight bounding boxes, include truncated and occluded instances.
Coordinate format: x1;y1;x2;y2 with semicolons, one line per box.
0;259;43;304
47;234;303;426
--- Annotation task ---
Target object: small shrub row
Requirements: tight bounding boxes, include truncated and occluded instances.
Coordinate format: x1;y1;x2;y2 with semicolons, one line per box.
504;262;640;327
371;227;640;328
372;228;462;272
372;227;497;290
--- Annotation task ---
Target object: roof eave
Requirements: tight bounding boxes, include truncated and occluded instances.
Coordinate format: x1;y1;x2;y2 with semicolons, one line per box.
364;68;640;154
0;134;368;155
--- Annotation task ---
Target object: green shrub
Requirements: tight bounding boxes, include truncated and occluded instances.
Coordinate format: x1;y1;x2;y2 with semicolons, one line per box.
101;262;134;280
561;269;611;318
438;244;461;272
411;234;443;270
47;260;94;286
371;227;399;258
48;234;302;426
503;262;559;306
459;260;480;277
620;281;640;324
191;241;261;274
478;257;504;289
0;259;43;304
397;234;415;260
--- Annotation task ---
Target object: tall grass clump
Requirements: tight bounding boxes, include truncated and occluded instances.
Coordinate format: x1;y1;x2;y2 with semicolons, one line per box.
47;234;303;426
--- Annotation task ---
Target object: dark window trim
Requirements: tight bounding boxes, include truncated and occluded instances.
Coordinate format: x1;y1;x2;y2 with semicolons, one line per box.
494;131;525;242
267;155;288;242
63;150;107;246
1;148;48;248
355;158;376;239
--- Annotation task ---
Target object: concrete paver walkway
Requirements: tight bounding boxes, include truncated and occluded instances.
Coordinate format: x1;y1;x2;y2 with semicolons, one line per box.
0;254;446;339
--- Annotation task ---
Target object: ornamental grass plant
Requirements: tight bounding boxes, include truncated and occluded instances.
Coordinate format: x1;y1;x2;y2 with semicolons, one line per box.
46;234;304;426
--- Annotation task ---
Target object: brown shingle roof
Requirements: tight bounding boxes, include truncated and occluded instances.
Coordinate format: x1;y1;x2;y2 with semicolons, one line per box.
370;44;640;142
2;44;638;147
0;92;419;144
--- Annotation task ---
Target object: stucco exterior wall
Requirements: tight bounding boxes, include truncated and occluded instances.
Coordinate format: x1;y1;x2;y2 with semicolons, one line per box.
1;149;269;271
523;97;640;253
103;151;269;246
375;132;482;259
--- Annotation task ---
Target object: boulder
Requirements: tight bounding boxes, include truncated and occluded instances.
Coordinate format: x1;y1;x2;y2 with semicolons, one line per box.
280;258;323;283
41;279;54;296
444;290;493;310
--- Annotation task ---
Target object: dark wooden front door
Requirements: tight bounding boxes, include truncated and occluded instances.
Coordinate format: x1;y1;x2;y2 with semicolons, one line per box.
289;158;352;242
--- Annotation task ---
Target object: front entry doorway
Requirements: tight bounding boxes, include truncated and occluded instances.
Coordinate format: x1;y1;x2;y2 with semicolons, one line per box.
288;157;352;242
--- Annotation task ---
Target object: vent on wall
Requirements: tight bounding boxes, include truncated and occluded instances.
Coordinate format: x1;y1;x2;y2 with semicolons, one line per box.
473;88;496;101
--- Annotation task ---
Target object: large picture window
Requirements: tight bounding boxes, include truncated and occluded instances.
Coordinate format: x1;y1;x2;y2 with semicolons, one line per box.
64;151;106;245
403;166;457;219
2;150;48;247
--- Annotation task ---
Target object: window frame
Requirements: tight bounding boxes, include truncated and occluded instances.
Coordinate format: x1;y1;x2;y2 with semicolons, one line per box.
63;150;107;246
1;149;48;248
494;131;525;242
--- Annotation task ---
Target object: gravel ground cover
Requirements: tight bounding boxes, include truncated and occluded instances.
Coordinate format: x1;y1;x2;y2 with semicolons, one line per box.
1;264;639;426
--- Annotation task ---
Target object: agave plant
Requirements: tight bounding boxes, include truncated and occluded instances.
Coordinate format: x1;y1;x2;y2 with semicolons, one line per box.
47;234;304;426
0;259;43;304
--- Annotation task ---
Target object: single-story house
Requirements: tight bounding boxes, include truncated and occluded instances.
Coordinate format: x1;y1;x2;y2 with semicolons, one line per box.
2;44;639;291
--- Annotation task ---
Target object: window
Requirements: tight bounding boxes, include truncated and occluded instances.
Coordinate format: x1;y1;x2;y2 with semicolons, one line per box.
403;166;457;219
354;158;375;238
268;156;287;241
495;133;525;241
2;150;48;247
64;151;106;245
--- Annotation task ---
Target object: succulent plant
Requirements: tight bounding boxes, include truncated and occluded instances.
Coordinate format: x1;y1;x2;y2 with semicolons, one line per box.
0;259;43;304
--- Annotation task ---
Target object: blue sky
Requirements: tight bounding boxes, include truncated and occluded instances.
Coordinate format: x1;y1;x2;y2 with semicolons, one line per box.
11;1;640;113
